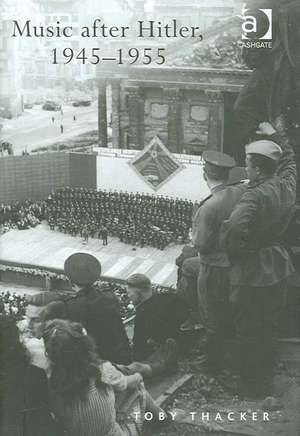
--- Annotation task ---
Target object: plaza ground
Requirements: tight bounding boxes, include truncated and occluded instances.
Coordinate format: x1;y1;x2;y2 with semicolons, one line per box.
0;223;180;287
0;102;99;155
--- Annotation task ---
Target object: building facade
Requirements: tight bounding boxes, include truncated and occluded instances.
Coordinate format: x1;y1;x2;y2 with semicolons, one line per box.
97;65;250;155
96;15;250;155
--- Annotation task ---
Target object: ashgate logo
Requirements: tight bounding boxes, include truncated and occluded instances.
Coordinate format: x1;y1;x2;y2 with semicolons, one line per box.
242;8;272;40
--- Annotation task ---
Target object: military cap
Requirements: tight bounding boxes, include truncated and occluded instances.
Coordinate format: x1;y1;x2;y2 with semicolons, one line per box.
245;140;282;161
64;252;101;285
126;273;151;289
202;150;236;168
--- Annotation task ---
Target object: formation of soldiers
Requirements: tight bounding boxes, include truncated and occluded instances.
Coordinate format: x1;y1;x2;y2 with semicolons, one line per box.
0;201;44;233
45;187;194;249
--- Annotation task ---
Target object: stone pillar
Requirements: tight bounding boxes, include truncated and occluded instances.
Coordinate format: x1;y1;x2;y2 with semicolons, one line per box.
206;90;224;151
111;79;121;149
45;275;52;292
164;88;183;153
127;86;145;149
98;79;108;147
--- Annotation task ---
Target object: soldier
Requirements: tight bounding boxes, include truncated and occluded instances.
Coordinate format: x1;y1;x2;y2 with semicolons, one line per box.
41;253;131;364
82;224;89;243
222;122;297;397
48;217;55;231
44;188;195;249
192;151;247;374
101;225;108;245
179;167;247;333
89;221;97;239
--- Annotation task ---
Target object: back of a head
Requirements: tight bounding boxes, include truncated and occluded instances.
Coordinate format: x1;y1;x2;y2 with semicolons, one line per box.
126;273;151;291
43;319;91;363
43;319;99;397
228;167;248;185
204;163;230;182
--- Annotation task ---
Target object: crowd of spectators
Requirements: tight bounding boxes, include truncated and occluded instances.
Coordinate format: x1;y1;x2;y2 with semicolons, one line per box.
0;258;180;436
45;187;195;249
0;201;44;234
0;291;28;320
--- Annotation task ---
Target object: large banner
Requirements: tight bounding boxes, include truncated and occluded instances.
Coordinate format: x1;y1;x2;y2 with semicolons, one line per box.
129;136;183;190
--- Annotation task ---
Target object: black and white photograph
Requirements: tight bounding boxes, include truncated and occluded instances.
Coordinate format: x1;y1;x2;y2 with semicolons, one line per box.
0;1;299;435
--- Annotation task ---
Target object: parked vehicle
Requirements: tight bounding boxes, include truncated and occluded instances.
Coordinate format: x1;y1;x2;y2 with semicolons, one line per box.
0;107;13;119
72;100;91;107
42;101;62;111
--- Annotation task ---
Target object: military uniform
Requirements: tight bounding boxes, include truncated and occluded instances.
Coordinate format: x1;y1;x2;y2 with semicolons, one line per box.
101;226;108;245
43;253;131;365
222;133;296;395
45;187;194;249
61;286;131;364
192;151;247;370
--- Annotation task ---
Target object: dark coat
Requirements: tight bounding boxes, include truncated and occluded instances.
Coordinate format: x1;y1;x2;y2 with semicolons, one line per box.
46;286;131;365
0;364;61;436
132;292;187;361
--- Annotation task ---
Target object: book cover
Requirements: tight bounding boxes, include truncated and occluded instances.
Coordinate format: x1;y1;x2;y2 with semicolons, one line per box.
0;1;299;435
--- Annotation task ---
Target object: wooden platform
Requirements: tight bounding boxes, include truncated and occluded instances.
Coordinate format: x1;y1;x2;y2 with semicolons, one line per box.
0;224;182;287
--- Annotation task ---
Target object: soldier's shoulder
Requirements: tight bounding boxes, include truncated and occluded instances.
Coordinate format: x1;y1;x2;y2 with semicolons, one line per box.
200;194;220;213
237;182;265;204
225;182;248;197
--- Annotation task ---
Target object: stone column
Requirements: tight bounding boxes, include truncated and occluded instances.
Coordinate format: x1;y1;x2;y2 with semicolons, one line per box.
127;86;145;149
164;88;183;153
45;275;52;292
111;79;121;149
206;90;224;151
98;79;108;147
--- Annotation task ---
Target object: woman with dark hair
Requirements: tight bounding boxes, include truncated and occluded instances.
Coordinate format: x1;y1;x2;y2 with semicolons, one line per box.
0;315;61;436
43;319;165;436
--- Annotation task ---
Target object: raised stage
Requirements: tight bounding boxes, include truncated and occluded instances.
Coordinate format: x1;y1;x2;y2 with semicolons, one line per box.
0;223;181;287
